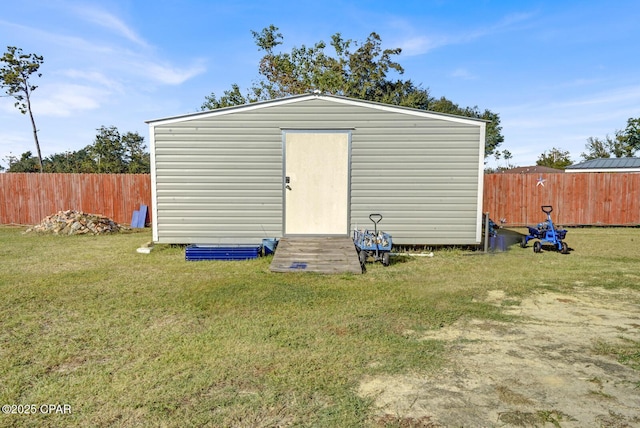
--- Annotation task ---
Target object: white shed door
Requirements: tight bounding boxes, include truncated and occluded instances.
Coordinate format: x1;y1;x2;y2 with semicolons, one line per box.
284;132;349;235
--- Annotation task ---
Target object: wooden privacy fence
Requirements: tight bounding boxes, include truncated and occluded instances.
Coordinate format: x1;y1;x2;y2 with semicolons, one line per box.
0;173;152;226
2;172;639;228
483;173;640;226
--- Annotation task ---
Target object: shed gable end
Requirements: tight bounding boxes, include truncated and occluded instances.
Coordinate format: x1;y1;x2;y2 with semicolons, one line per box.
149;96;485;245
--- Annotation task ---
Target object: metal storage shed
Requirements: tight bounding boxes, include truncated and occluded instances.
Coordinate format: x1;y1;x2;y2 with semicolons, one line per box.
146;93;486;246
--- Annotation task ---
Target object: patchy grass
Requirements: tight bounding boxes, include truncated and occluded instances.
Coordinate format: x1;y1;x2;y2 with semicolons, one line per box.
593;338;640;372
0;225;638;427
498;409;577;427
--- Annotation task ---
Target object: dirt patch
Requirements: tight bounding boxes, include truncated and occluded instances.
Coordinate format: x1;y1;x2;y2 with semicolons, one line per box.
359;287;640;427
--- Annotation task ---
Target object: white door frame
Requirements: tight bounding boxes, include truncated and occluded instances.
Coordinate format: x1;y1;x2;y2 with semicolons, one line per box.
282;130;351;236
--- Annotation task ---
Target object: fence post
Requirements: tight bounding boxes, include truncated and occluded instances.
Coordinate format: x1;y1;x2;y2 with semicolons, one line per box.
483;212;490;252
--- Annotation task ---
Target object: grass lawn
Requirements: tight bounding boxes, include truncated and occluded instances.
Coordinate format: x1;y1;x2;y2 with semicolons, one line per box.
0;225;638;427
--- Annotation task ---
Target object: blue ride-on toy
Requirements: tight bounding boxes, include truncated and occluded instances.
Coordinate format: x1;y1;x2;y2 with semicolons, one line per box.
520;205;569;254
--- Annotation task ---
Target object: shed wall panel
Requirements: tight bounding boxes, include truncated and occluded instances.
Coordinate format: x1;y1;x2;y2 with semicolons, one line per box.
150;97;484;245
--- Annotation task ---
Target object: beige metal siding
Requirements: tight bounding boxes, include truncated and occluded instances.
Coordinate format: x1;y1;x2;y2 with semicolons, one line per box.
150;96;484;245
351;119;482;245
152;123;283;244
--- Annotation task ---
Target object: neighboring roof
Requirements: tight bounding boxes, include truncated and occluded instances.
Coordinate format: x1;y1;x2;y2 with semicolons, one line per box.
565;157;640;173
146;92;488;126
499;165;564;174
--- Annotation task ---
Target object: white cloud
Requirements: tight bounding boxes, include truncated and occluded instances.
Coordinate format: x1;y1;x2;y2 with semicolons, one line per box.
503;84;640;129
32;84;109;117
73;5;150;48
0;19;116;56
487;12;536;33
0;98;17;115
0;123;34;168
139;60;207;85
394;11;536;57
397;35;449;56
63;8;206;86
60;69;124;92
451;68;476;80
1;3;208;89
550;85;640;110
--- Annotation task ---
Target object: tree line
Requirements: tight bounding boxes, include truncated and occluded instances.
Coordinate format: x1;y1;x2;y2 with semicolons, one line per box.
488;116;640;172
528;116;640;171
2;126;150;173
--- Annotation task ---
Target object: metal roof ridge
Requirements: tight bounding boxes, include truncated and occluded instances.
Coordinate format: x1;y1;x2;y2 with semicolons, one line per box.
146;92;488;126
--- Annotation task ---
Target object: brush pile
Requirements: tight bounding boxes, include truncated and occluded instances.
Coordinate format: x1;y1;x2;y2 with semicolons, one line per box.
25;210;126;235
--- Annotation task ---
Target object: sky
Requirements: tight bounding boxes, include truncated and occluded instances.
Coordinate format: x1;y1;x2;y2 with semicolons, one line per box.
1;0;639;170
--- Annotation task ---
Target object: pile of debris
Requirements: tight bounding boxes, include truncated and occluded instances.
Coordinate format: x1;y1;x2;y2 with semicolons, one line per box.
25;210;126;235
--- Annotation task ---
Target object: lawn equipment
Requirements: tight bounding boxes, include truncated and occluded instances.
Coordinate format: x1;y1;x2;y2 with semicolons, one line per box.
520;205;569;254
353;214;392;268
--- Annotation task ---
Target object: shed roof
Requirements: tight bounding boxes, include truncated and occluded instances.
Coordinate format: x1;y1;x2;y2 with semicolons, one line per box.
146;93;488;126
565;157;640;173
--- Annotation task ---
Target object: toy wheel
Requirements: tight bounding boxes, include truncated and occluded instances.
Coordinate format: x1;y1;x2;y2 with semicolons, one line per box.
560;242;569;254
520;237;527;248
359;250;368;265
533;241;542;253
382;252;390;266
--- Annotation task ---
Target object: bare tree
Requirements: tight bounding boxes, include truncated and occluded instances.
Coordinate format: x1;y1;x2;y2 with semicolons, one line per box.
0;46;45;171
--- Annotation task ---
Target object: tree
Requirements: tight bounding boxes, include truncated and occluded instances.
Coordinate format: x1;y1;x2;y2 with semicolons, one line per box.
201;83;252;110
202;26;504;158
3;151;40;172
122;131;150;173
490;149;516;171
581;117;640;160
580;134;633;160
581;136;611;160
90;126;127;173
621;117;640;154
89;126;149;173
5;127;150;173
536;147;573;169
44;148;95;173
0;46;45;171
429;97;504;158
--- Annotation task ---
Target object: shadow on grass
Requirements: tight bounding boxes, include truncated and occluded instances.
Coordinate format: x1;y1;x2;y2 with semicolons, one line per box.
496;228;526;248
